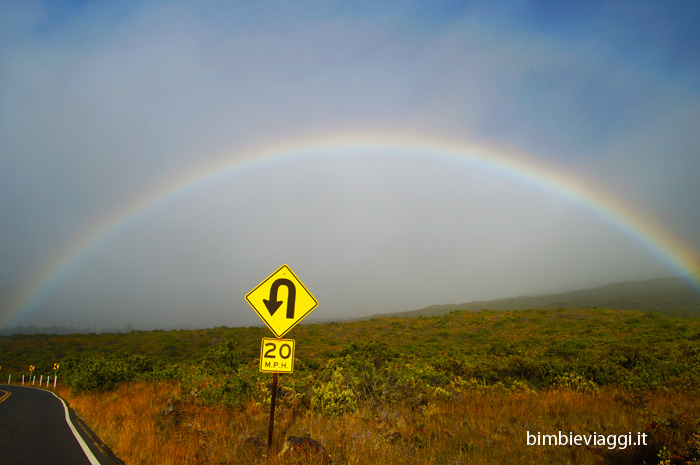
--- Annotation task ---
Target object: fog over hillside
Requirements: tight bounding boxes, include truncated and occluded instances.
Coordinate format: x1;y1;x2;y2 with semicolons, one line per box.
3;275;698;335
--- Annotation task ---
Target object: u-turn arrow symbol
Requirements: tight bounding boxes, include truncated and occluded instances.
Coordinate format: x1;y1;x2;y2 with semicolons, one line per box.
263;278;296;319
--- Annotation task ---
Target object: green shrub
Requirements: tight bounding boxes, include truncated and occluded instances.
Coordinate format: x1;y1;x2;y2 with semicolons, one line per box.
201;339;245;375
339;341;398;367
430;352;469;378
635;411;700;465
554;372;599;393
312;368;357;416
196;377;251;407
62;355;128;393
61;352;162;393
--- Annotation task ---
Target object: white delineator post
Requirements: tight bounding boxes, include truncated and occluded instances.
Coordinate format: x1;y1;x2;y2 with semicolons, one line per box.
7;374;10;384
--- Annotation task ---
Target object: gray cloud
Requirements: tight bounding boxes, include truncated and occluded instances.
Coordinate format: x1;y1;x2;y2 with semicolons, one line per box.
1;1;698;330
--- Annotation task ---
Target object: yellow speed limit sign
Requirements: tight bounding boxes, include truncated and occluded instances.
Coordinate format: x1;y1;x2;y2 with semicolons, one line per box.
259;338;295;373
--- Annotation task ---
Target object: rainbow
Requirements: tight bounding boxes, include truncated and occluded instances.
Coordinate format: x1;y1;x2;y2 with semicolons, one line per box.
4;130;700;327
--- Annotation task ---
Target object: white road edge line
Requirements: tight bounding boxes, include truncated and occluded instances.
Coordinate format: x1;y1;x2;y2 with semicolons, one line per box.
47;390;102;465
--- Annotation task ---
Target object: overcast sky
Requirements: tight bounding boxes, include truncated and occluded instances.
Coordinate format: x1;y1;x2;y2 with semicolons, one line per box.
2;0;699;331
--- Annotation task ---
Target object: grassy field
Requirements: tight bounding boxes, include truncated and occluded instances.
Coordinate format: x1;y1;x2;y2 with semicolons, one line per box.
4;307;700;464
56;382;700;464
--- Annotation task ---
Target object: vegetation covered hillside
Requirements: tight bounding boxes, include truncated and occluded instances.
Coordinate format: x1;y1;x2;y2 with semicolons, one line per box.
372;275;700;320
3;308;700;464
3;308;700;389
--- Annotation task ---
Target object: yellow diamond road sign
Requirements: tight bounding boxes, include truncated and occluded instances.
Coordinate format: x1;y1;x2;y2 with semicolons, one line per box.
245;264;318;338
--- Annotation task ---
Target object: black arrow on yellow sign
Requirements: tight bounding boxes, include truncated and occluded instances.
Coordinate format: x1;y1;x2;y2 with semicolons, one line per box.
263;278;296;318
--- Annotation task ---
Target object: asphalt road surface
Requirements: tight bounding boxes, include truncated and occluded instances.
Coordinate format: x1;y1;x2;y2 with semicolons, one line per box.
0;385;121;465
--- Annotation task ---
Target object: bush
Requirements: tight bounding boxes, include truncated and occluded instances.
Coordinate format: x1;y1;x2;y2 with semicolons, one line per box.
554;372;599;393
196;377;251;407
201;339;246;375
339;341;398;367
62;355;126;392
312;368;357;416
636;411;700;465
430;352;469;378
61;352;160;393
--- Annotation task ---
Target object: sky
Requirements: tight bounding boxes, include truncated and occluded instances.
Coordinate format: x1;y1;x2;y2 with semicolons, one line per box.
1;0;699;331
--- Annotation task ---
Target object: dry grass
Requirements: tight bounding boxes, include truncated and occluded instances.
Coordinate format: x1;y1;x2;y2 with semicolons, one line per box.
55;381;700;465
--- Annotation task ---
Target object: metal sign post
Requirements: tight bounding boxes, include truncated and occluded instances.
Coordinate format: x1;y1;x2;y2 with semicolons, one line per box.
258;337;296;448
246;264;316;450
268;372;279;448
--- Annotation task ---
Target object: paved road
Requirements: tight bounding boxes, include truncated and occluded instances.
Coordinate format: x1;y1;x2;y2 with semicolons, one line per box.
0;385;121;465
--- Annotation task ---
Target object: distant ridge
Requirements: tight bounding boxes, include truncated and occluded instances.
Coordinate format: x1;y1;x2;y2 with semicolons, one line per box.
362;275;700;320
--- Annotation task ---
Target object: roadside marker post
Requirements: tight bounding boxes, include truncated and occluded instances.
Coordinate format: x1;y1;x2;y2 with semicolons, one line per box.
245;264;317;449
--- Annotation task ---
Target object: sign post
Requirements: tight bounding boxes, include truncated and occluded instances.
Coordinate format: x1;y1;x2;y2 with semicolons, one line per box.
54;363;59;389
268;372;278;448
245;264;317;449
